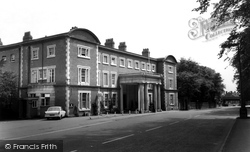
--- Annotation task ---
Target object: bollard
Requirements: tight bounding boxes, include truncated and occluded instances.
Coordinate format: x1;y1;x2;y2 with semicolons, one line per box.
114;112;116;117
129;110;131;115
89;113;91;120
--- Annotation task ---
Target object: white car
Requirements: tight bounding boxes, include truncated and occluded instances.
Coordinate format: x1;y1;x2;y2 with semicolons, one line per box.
45;106;66;120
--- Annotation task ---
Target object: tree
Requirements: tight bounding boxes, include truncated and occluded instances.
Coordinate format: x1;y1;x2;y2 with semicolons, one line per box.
177;58;225;109
193;0;250;117
0;71;19;119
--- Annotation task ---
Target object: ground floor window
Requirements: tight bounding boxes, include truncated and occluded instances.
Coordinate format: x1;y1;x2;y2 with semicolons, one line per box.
31;100;37;108
103;92;109;109
79;91;91;110
41;93;50;106
169;94;174;105
112;92;118;108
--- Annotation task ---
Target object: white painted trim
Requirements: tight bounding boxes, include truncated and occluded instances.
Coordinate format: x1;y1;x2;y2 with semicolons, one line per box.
78;90;91;110
47;44;56;58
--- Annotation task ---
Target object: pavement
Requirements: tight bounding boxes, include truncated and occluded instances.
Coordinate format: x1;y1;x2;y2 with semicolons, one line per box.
221;106;250;152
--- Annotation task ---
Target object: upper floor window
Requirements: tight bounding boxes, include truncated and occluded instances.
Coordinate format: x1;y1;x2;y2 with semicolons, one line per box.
31;69;38;83
31;47;39;60
98;52;101;63
152;64;156;72
135;60;140;70
10;54;15;62
169;78;173;89
119;57;125;68
111;72;117;88
103;71;109;87
97;70;100;86
78;45;90;59
141;62;146;71
47;66;55;83
47;45;56;58
2;56;6;62
78;65;90;85
127;59;133;69
168;65;173;73
39;68;47;80
111;55;117;66
147;63;151;71
103;53;109;65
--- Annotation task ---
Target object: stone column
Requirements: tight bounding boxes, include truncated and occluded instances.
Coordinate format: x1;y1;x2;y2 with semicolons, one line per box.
154;84;157;112
158;84;161;111
144;83;149;112
120;84;123;113
138;84;141;112
140;84;144;113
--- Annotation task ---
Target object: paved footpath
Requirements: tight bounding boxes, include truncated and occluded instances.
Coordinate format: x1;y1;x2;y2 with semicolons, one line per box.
222;107;250;152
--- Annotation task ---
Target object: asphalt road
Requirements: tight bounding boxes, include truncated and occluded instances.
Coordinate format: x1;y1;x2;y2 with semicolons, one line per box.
0;107;239;152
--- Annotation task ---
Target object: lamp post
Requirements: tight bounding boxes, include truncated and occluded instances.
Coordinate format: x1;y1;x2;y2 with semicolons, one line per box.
238;48;248;118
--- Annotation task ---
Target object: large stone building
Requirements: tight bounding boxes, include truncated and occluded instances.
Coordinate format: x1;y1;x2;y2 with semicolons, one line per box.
0;27;178;118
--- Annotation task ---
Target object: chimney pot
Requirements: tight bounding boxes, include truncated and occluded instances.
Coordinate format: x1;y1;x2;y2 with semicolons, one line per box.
105;38;115;48
23;31;33;41
118;42;127;51
142;48;150;57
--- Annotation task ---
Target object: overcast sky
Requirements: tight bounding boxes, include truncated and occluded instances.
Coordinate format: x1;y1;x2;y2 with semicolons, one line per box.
0;0;236;91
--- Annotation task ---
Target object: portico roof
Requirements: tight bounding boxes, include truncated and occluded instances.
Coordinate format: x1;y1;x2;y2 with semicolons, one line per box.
119;72;162;84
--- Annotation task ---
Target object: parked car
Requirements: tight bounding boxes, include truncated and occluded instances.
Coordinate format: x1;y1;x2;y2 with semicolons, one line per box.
45;106;66;120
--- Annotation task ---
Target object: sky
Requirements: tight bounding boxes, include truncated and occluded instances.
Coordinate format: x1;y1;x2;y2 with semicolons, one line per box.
0;0;237;91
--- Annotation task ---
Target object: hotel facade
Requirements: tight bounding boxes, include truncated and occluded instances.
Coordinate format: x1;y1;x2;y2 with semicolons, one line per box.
0;27;178;118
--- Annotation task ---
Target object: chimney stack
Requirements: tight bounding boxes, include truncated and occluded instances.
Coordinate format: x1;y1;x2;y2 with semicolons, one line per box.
118;42;127;51
105;38;115;48
142;48;150;57
23;31;33;42
0;38;2;45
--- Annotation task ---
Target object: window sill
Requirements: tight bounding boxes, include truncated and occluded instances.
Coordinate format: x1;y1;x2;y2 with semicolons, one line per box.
120;65;125;68
47;56;55;58
78;56;90;59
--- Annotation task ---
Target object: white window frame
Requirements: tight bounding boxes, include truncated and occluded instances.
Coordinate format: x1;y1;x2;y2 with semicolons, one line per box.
103;70;109;87
77;45;90;59
169;93;174;105
78;65;90;85
31;47;39;60
31;68;38;83
38;68;47;80
110;55;117;66
135;60;140;70
10;54;15;62
97;70;101;86
152;64;156;72
2;56;6;61
102;53;109;65
47;66;56;83
169;78;173;89
141;62;146;71
78;91;91;110
110;71;117;88
41;93;50;106
112;92;118;108
103;92;109;109
119;57;125;68
127;59;133;69
147;63;151;71
47;44;56;58
98;52;101;63
168;65;173;73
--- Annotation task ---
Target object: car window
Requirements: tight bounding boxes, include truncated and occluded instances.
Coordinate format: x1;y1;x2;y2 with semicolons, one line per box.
47;107;60;111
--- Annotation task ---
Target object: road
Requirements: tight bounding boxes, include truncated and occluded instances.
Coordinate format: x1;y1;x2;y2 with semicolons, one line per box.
0;107;239;152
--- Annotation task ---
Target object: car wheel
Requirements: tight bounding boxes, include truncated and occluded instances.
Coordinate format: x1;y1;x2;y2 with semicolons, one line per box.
59;115;62;120
47;118;50;120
